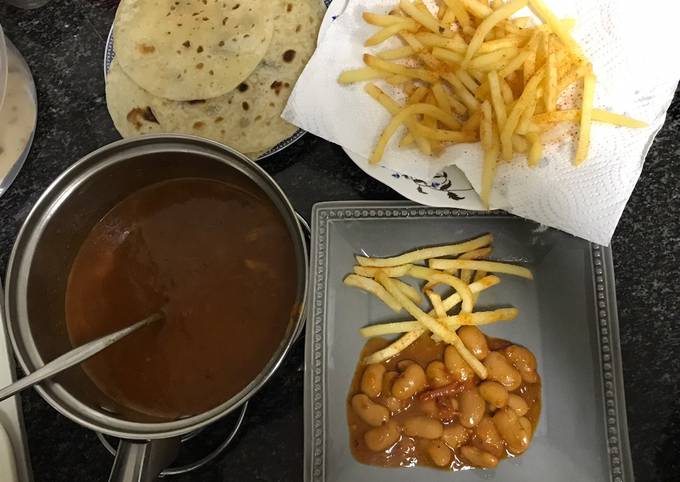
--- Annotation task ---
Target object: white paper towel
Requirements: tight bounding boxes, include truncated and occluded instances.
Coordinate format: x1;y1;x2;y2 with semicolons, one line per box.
284;0;680;245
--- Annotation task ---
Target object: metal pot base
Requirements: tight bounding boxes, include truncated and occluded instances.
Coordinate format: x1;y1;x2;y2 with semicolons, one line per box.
98;401;248;477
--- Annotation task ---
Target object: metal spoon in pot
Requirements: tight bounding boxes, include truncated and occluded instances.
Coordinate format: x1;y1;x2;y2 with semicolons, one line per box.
0;313;162;402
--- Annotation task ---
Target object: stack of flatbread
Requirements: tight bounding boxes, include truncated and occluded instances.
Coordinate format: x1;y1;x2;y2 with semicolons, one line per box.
106;0;324;158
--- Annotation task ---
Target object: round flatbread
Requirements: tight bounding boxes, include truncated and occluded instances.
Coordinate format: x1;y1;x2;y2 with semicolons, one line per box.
105;60;165;137
150;0;324;156
113;0;274;101
106;0;324;157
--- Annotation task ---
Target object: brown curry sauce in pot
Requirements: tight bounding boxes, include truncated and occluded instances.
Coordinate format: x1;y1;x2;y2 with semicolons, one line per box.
65;177;298;420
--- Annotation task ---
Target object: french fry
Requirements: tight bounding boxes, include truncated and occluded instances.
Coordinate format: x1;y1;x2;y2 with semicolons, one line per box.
394;278;423;304
360;321;424;338
512;134;529;153
431;82;452;114
460;0;493;18
353;264;413;278
462;110;481;132
440;308;519;326
426;291;448;319
469;47;519;70
378;46;417;60
363;12;413;26
400;33;447;70
459;246;493;284
363;330;424;364
499;50;531;78
400;0;447;34
408;265;448;281
338;67;385;84
366;21;419;46
408;86;430;104
432;46;465;65
523;31;540;84
443;0;471;30
528;0;584;59
516;90;538;134
414;124;478;142
385;74;411;85
369;102;462;163
545;50;557;111
364;84;431;155
429;259;534;279
481;130;500;208
500;78;515;104
416;32;467;51
488;70;507;130
480;100;493;149
422;273;475;312
442;7;457;27
533;109;647;128
462;0;528;67
472;269;488;303
357;234;493;267
376;273;488;378
501;69;544;160
456;69;480;93
478;37;523;54
527;131;542;166
343;274;403;312
442;72;480;111
423;93;443;153
363;54;439;83
574;72;596;165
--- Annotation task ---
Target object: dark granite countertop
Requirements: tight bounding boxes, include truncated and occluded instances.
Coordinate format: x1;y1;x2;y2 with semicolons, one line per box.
0;1;678;481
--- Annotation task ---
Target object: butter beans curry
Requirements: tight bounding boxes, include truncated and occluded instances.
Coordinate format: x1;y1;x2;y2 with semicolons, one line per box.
347;329;541;470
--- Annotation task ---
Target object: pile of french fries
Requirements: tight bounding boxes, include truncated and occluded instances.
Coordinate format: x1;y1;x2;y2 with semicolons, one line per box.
339;0;647;207
343;234;532;380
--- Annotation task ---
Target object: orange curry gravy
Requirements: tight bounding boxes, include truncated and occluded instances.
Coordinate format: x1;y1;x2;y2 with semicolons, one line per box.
65;178;298;420
348;333;541;470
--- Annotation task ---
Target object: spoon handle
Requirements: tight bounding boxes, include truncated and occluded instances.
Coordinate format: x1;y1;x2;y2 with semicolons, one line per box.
0;313;162;402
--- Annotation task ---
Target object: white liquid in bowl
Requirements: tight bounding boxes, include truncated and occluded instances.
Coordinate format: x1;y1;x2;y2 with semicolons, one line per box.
0;35;36;188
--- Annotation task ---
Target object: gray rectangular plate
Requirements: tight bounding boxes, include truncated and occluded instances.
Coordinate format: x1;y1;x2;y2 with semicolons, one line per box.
304;201;632;482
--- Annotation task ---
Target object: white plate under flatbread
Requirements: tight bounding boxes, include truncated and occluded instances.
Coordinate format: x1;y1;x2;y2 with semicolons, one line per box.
106;0;323;158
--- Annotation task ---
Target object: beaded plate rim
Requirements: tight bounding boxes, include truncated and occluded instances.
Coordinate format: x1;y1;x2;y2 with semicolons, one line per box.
304;200;633;482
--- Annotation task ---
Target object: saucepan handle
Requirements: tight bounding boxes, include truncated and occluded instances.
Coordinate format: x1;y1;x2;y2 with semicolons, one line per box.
108;438;180;482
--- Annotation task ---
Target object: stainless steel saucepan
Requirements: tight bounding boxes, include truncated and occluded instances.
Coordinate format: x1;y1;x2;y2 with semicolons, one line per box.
4;135;308;481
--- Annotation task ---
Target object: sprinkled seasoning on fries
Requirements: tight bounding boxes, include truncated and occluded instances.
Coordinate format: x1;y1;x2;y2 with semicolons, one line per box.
338;0;647;207
343;234;532;374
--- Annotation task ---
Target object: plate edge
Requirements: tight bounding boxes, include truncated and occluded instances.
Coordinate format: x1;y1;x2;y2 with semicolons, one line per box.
590;245;634;482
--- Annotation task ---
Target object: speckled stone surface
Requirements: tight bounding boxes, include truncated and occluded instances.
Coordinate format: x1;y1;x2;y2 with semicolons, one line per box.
0;1;678;481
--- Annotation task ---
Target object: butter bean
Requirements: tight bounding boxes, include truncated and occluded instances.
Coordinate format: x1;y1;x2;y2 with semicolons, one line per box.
364;420;401;452
507;394;529;416
392;363;426;400
459;387;485;428
504;345;538;383
444;345;473;382
403;416;444;439
493;407;530;454
458;326;489;360
475;416;505;458
479;381;509;409
426;360;453;388
484;352;522;391
360;363;386;398
351;394;390;427
427;440;452;467
460;445;499;468
441;423;469;449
